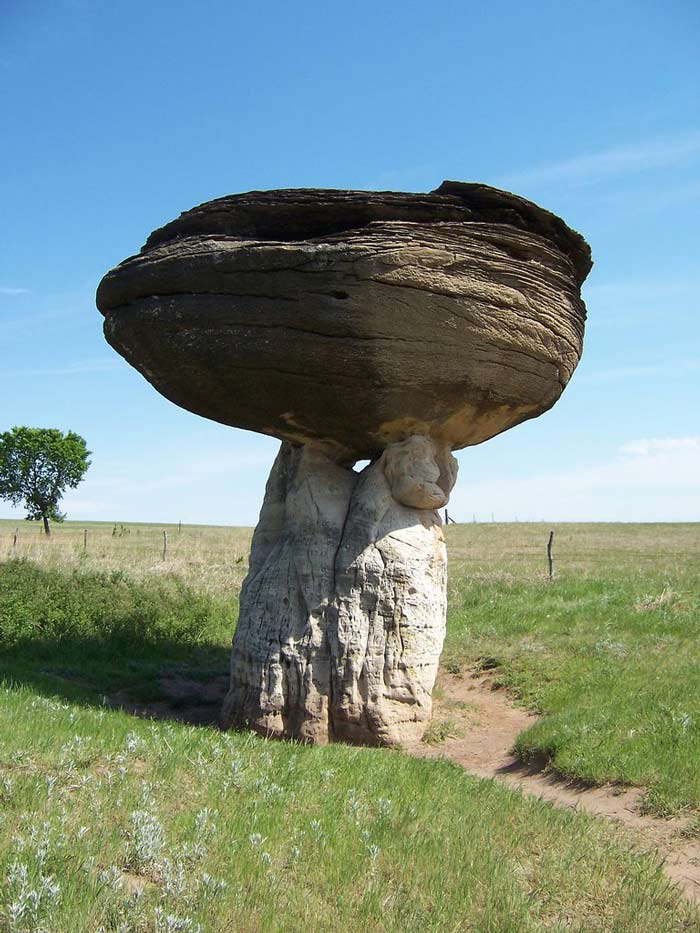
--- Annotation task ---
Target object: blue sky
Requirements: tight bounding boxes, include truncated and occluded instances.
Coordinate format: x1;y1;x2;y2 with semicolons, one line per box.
1;0;698;525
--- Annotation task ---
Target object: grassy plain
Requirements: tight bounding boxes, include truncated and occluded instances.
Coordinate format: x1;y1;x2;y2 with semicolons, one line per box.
0;518;699;930
444;522;700;815
0;519;251;598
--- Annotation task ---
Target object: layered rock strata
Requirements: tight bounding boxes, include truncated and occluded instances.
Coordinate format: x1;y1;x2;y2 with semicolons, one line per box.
97;182;591;464
97;182;591;745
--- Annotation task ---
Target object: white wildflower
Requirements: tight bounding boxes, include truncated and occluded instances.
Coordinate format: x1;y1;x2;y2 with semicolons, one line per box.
193;807;218;839
127;810;165;871
376;797;393;818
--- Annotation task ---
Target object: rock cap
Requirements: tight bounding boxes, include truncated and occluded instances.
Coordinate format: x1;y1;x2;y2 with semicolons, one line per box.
98;182;591;461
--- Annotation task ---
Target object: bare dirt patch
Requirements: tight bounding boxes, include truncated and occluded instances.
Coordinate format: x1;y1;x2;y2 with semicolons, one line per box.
409;671;700;903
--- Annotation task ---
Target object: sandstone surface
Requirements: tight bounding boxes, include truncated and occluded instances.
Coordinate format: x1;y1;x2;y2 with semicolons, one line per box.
220;436;457;745
97;182;591;463
98;182;591;746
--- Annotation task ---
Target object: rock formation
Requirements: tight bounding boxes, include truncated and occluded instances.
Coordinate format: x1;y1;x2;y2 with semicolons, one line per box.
330;436;458;745
219;436;457;745
97;181;591;745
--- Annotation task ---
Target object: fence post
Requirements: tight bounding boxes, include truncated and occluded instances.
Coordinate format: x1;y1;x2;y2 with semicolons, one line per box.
84;528;88;552
162;529;167;561
547;531;555;581
178;520;182;535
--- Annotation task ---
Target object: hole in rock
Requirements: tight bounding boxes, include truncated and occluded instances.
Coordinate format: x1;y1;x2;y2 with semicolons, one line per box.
352;459;371;473
330;290;350;300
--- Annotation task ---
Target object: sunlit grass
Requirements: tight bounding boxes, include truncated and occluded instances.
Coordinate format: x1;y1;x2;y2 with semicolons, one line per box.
442;522;700;814
0;681;693;931
0;519;252;598
1;521;700;928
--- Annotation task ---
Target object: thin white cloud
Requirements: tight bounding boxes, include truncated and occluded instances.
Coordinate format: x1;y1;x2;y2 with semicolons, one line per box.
594;179;700;215
620;437;700;457
450;436;700;522
582;276;698;331
580;360;699;384
51;498;113;517
52;448;275;524
584;278;700;304
0;287;31;296
134;451;275;492
74;448;275;498
500;132;700;188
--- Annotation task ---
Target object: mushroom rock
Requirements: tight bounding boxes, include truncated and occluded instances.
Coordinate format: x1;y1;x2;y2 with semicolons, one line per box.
97;181;591;746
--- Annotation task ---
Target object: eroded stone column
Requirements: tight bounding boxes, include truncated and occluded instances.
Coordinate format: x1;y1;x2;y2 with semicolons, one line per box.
220;442;355;743
221;435;457;746
330;436;458;745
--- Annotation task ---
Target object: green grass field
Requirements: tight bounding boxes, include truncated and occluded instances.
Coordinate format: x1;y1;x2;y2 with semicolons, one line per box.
443;522;700;816
1;519;699;930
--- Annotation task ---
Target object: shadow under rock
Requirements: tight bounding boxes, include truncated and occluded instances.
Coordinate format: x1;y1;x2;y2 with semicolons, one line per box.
0;631;232;728
109;670;230;726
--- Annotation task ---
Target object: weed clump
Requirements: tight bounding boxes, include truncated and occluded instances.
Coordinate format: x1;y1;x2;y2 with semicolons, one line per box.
422;718;461;745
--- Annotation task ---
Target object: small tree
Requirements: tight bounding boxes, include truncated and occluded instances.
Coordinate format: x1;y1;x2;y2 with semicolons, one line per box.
0;427;91;536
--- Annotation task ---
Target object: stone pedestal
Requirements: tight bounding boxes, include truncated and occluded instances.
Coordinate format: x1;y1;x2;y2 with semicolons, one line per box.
221;435;458;746
97;182;590;745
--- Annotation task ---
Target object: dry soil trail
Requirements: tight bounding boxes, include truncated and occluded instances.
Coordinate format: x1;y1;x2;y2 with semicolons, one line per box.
409;672;700;903
112;667;700;902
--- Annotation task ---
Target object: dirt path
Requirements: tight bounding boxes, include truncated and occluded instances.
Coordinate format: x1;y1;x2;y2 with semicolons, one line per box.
111;667;700;902
409;672;700;903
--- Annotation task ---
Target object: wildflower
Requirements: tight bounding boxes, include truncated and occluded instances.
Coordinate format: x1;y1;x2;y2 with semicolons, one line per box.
254;779;284;801
98;865;123;890
127;810;165;871
200;872;228;894
5;858;60;929
124;732;140;754
162;856;187;897
194;807;218;839
29;822;52;868
377;797;393;818
154;907;202;933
